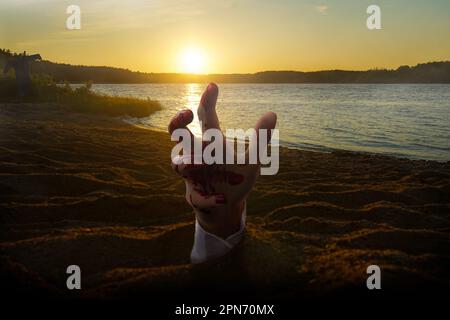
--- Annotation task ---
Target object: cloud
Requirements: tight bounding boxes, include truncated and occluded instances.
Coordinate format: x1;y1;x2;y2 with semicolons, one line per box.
315;5;329;15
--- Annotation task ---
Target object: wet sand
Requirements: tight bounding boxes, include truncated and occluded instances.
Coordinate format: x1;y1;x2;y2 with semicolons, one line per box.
0;103;448;300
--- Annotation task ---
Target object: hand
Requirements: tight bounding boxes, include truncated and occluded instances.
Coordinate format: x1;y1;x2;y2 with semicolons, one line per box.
169;83;277;238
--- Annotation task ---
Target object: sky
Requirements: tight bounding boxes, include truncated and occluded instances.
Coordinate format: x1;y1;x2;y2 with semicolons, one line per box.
1;0;449;74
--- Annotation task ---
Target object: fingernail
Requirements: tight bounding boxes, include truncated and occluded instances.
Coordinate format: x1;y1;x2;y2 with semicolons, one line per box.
207;83;218;92
200;83;218;107
177;109;193;123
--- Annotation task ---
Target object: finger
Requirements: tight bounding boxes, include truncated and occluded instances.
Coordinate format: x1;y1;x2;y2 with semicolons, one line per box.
168;109;194;135
247;111;277;165
168;109;194;145
197;83;221;133
255;111;277;142
169;109;199;166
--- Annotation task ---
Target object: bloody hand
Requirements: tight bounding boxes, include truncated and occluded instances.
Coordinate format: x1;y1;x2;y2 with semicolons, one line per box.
169;83;277;238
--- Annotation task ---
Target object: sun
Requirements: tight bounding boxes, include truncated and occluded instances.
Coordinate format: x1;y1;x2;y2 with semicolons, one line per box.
178;47;207;74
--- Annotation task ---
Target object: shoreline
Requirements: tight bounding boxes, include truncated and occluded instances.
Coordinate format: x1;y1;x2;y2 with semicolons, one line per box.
122;117;450;164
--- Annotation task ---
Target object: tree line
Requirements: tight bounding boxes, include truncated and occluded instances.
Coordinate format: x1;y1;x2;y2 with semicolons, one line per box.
1;49;449;83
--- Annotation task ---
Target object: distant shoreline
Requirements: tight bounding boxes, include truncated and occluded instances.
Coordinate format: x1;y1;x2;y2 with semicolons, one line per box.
27;60;450;84
2;49;449;84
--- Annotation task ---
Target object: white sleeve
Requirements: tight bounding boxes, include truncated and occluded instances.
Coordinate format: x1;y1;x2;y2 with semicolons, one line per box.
190;204;247;264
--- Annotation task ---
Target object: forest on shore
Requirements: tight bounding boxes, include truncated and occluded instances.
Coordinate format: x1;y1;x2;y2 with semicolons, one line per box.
1;48;449;83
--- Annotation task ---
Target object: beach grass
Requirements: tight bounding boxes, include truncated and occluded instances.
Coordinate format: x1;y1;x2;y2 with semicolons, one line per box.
0;75;161;117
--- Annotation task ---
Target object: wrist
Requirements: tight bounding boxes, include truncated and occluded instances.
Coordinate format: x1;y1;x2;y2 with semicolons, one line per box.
196;201;245;239
190;202;247;264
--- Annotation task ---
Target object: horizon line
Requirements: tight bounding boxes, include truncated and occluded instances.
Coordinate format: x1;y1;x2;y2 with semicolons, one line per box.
37;58;450;76
2;49;449;76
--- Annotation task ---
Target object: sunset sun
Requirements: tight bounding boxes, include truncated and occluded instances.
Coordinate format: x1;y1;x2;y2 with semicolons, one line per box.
178;47;207;74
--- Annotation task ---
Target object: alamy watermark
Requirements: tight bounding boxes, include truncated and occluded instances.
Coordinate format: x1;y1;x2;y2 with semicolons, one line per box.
66;265;81;289
66;5;81;30
66;4;381;31
366;265;381;289
367;5;381;30
171;124;279;175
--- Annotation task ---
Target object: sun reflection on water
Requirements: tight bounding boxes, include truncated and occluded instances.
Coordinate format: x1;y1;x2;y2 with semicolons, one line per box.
183;83;203;137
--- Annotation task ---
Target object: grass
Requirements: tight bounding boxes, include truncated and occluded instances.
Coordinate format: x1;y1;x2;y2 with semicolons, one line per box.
0;75;161;118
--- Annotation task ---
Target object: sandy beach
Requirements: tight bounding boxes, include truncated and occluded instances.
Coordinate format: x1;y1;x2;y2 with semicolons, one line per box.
0;103;448;300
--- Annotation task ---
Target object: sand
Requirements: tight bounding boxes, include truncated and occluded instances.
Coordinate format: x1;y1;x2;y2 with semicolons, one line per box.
0;103;448;300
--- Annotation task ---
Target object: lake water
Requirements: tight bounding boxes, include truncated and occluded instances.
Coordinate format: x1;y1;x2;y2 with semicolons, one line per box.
86;83;450;162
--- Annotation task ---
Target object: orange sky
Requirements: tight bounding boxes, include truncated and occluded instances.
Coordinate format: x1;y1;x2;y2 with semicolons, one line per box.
1;0;449;73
